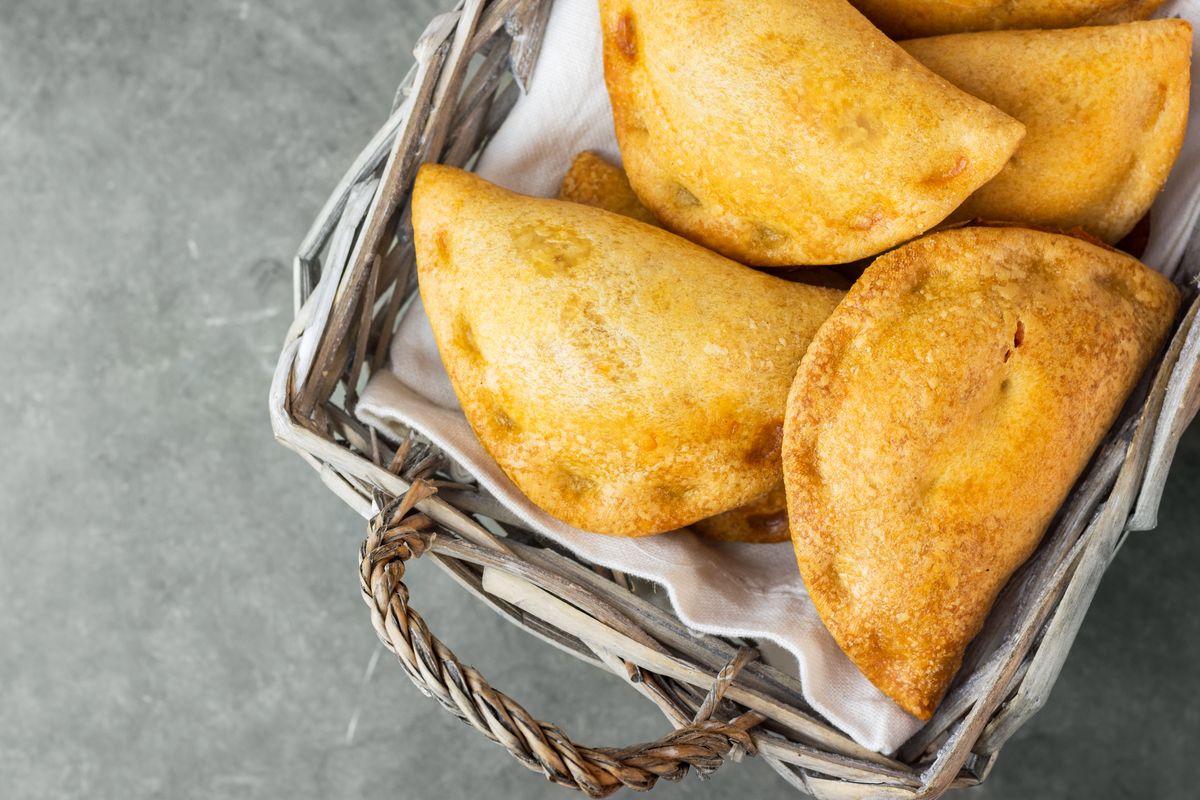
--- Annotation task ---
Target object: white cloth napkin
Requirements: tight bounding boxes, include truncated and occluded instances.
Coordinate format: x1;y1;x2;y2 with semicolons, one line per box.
357;0;1200;753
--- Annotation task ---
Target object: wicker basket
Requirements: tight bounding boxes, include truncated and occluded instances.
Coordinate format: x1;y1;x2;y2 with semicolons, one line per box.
269;2;1200;796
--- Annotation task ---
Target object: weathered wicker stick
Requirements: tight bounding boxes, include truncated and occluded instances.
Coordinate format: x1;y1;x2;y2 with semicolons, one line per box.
368;257;417;375
800;775;928;800
464;546;867;752
342;255;380;412
502;0;554;89
691;646;760;726
594;649;695;729
429;0;545;90
292;179;379;391
443;76;514;169
298;450;373;518
1130;291;1200;529
422;548;608;668
295;63;417;311
469;0;525;48
689;648;766;764
447;34;511;136
514;562;906;779
1160;219;1200;283
516;547;812;697
418;1;489;174
486;570;924;787
426;534;691;658
438;486;530;527
424;529;852;750
293;16;457;419
766;758;834;796
323;393;376;456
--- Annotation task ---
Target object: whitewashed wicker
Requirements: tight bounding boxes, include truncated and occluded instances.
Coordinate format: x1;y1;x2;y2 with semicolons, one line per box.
269;1;1200;796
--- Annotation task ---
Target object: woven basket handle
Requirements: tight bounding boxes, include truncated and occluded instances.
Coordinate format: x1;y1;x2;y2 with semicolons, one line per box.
359;483;760;798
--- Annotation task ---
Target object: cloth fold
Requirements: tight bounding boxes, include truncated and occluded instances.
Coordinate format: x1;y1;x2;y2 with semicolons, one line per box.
357;0;1200;753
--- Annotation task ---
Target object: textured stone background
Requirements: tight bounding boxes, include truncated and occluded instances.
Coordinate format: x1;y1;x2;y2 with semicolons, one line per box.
2;2;1197;798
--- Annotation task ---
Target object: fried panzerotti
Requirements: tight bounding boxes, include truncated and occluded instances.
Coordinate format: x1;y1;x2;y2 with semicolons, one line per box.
903;20;1192;243
692;483;790;544
558;150;659;226
558;152;851;293
600;0;1025;266
850;0;1164;39
783;226;1179;718
557;152;819;544
414;165;843;537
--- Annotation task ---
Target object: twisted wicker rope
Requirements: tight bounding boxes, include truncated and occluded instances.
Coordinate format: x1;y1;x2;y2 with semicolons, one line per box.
359;482;762;797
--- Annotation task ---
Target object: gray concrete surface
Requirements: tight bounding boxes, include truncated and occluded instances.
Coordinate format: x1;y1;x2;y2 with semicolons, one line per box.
2;2;1198;798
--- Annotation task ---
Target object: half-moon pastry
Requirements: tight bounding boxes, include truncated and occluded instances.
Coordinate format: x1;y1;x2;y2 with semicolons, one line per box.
850;0;1164;39
414;164;844;537
558;151;852;293
902;20;1192;243
783;226;1179;718
556;153;818;544
600;0;1025;265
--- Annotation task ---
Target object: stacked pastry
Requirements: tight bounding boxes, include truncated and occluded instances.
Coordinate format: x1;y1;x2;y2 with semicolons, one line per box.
411;0;1190;720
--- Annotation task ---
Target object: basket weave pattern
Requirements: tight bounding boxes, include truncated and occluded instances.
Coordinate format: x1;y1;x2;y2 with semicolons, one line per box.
269;1;1200;796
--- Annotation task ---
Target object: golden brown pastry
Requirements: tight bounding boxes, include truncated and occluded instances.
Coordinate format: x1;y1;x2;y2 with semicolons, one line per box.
783;226;1179;718
558;152;853;294
600;0;1025;266
692;483;790;544
414;164;844;537
902;20;1192;243
850;0;1164;39
558;150;659;226
556;152;828;544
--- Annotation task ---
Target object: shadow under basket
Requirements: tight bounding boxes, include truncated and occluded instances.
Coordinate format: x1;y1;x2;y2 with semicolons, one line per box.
268;1;1200;797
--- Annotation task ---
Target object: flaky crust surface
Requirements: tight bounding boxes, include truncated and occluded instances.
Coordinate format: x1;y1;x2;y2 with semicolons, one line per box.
783;226;1179;718
414;165;843;537
851;0;1164;39
903;20;1192;243
600;0;1025;266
